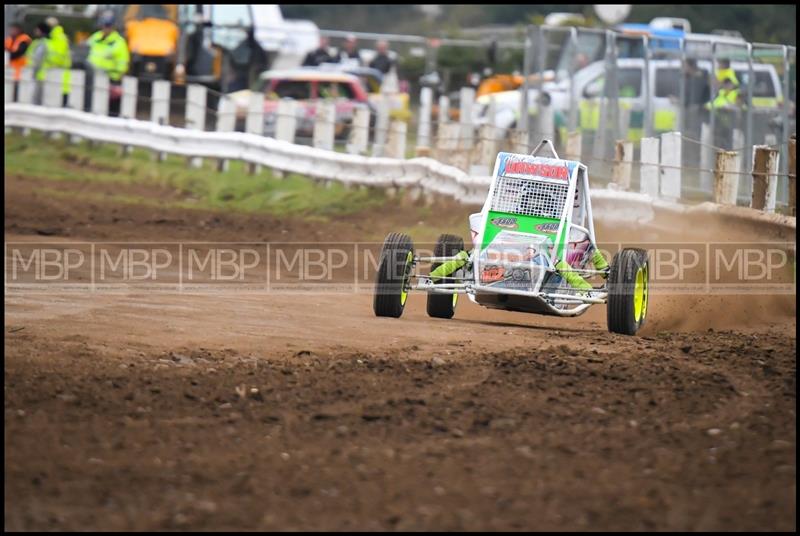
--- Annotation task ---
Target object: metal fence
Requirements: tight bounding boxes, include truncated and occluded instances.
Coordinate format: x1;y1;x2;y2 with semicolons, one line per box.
5;24;797;212
503;25;796;208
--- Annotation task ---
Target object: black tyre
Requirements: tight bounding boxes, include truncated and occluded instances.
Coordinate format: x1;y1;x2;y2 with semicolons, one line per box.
426;234;465;319
373;232;415;318
607;248;649;336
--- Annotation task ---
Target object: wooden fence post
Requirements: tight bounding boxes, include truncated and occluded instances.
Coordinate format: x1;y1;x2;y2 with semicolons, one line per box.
789;135;796;216
713;150;740;206
612;140;633;191
750;145;780;212
565;131;582;161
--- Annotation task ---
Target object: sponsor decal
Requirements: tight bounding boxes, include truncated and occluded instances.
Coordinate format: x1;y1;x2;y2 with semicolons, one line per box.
535;223;560;234
505;160;569;180
481;265;505;283
491;217;518;230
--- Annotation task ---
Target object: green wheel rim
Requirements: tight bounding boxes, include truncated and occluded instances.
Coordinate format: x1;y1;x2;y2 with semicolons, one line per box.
399;251;413;306
633;265;646;322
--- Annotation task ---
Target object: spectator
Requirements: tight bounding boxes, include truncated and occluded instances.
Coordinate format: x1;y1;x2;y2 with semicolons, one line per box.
337;34;361;66
25;22;51;104
369;40;393;75
5;22;31;82
302;36;333;67
85;11;129;114
684;58;711;107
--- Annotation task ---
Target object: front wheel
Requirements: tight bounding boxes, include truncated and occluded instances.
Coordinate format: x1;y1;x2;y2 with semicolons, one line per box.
607;248;649;336
426;234;465;319
374;233;415;318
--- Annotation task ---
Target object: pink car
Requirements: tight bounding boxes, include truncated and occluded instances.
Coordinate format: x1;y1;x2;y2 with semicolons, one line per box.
231;69;372;139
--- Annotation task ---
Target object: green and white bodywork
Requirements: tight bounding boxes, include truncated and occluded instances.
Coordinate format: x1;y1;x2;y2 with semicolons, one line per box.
374;139;650;335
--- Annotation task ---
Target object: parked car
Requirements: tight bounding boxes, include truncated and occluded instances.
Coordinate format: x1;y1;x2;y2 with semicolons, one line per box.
317;63;411;121
229;69;371;139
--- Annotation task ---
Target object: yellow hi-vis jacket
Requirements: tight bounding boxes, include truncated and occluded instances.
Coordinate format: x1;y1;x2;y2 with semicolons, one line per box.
87;30;130;82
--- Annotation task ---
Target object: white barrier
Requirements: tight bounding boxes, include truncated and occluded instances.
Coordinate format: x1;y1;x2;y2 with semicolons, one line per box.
4;102;795;233
4;103;491;204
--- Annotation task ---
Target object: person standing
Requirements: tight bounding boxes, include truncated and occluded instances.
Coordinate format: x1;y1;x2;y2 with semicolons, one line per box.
337;34;361;66
5;23;31;81
44;16;72;106
302;36;333;67
86;11;130;114
25;22;52;104
681;58;711;163
368;40;393;75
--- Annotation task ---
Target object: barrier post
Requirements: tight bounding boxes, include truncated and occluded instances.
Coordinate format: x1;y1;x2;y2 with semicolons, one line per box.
416;87;433;154
386;120;407;159
43;69;63;140
565;131;582;160
216;95;236;171
612;140;633;191
713;150;740;205
245;92;265;174
17;67;35;108
511;129;529;154
185;84;207;168
459;86;475;150
475;124;501;174
699;122;714;192
660;131;681;201
275;98;297;144
65;70;85;143
372;99;389;156
639;137;660;198
347;105;370;155
120;76;137;119
312;100;336;152
750;145;780;212
437;95;449;126
43;68;62;108
90;71;109;116
789;135;796;216
4;68;13;105
150;80;171;161
118;76;138;155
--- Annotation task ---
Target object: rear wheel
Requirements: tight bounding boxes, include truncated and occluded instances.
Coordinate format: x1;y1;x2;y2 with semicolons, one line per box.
607;248;649;335
426;234;465;319
373;233;415;318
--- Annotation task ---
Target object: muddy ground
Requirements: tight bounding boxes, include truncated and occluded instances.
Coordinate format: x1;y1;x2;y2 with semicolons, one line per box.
4;173;796;531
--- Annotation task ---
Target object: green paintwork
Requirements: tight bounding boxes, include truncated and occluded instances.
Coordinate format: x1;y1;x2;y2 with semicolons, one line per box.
481;210;567;259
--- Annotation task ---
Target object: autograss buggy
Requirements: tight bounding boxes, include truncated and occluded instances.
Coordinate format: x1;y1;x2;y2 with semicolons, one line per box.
373;140;650;335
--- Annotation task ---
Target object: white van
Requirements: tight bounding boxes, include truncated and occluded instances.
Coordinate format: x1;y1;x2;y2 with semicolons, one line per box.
475;58;783;138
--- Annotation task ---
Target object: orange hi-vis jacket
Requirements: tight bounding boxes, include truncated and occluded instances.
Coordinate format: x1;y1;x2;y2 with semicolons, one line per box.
5;32;32;80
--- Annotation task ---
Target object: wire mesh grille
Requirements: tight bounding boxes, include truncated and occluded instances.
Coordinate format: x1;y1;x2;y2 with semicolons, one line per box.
490;175;569;219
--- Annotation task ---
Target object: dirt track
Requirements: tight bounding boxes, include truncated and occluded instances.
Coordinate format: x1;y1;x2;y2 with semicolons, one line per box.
4;174;797;531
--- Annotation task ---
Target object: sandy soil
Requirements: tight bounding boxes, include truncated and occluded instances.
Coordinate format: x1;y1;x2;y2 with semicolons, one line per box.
4;173;796;531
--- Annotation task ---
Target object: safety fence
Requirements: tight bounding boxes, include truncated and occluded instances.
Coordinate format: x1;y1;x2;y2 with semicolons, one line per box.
4;63;797;216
